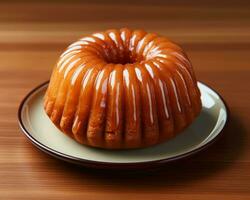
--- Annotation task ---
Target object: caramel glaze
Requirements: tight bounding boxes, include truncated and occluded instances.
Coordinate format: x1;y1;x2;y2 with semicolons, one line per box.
44;28;202;149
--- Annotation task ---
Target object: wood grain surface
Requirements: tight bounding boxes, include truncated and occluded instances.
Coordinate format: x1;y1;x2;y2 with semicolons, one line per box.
0;1;250;199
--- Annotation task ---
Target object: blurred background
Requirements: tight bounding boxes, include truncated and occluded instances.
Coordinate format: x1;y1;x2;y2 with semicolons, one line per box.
1;0;249;87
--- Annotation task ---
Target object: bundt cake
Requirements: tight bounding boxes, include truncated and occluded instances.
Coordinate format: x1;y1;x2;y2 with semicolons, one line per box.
44;28;202;149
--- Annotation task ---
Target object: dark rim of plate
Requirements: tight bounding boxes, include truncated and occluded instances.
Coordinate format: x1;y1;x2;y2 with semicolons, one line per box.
17;81;230;170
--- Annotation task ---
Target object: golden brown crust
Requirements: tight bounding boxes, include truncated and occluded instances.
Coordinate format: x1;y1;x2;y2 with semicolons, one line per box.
44;28;202;149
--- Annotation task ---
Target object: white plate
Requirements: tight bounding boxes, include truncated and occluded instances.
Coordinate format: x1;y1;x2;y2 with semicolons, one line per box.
18;81;228;169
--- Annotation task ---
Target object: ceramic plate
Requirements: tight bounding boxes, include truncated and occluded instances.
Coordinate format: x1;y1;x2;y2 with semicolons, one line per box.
18;81;228;169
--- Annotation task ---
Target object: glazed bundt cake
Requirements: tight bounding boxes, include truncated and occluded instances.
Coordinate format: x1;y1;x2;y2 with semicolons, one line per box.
44;28;202;149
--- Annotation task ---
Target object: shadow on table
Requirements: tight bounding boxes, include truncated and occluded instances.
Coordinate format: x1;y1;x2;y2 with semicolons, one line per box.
31;112;246;190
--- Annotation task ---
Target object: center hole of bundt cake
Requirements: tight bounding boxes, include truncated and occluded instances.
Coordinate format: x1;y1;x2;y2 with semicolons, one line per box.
103;49;144;65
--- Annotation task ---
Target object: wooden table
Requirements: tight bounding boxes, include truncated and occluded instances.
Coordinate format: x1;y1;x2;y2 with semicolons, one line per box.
0;1;250;199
